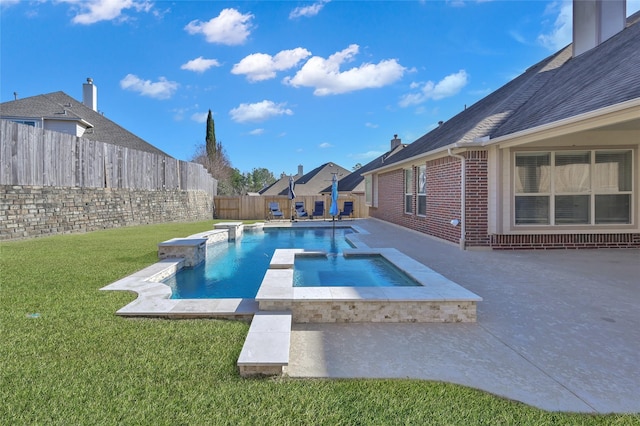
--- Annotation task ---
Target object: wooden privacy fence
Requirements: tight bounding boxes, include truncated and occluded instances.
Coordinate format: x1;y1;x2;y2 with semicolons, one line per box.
214;194;368;220
0;120;216;194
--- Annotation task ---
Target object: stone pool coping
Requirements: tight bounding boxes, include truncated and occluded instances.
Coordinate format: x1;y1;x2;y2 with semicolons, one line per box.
99;222;368;319
257;248;482;323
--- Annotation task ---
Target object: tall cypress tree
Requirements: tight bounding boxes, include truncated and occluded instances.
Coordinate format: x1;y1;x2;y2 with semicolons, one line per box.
205;109;216;162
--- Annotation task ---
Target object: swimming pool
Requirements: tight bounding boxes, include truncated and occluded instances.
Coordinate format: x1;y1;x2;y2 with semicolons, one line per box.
293;254;420;287
163;228;355;299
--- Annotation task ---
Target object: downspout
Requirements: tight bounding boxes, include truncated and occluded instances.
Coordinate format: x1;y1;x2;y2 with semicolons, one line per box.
448;148;466;250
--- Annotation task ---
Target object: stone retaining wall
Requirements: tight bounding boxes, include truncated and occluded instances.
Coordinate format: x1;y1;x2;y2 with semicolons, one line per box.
0;185;213;240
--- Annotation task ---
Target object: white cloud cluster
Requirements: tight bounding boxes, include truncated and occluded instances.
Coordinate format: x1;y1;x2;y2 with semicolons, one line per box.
185;8;253;45
538;0;572;51
190;112;209;123
229;100;293;123
59;0;153;25
289;0;330;19
399;70;468;107
120;74;178;100
284;44;405;96
232;48;311;82
181;56;221;73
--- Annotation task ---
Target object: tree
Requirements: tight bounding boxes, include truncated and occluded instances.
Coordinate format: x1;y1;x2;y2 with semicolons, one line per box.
247;168;276;192
352;163;362;171
205;109;216;162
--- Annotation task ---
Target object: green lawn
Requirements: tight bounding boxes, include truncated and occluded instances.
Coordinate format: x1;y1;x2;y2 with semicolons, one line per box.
1;222;638;425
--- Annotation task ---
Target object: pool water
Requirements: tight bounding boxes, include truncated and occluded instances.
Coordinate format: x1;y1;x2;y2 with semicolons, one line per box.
164;228;354;299
293;254;420;287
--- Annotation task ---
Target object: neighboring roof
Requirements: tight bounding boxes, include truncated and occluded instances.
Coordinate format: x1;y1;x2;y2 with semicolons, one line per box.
320;143;407;193
0;91;170;157
379;11;640;169
291;162;351;196
261;162;351;196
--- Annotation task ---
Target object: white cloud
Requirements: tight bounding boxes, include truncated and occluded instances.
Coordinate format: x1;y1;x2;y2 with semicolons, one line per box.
538;0;572;51
181;57;221;73
289;0;329;19
284;44;406;96
232;48;311;82
365;122;379;129
319;142;333;148
229;100;293;123
58;0;153;25
399;70;468;107
185;8;253;45
190;112;209;123
350;150;384;161
0;0;21;8
249;128;265;135
120;74;178;100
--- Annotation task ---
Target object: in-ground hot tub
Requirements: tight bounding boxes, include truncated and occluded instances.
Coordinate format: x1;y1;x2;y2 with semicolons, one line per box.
256;248;482;323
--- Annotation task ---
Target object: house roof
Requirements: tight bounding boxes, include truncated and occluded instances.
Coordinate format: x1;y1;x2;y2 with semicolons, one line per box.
0;91;170;157
260;162;351;196
292;162;351;196
377;11;640;170
320;143;407;193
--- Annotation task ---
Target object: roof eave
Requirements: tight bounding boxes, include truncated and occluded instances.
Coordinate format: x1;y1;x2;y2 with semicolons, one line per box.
486;97;640;149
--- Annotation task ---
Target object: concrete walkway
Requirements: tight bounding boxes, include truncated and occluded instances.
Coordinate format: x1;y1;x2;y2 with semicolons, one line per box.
286;219;640;413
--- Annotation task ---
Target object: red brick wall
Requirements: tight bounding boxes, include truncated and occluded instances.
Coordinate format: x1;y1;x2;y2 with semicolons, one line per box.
370;151;639;249
490;233;640;249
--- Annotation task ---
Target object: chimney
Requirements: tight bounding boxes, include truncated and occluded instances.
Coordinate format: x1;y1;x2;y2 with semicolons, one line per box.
573;0;626;57
390;134;402;150
297;164;303;176
82;78;97;111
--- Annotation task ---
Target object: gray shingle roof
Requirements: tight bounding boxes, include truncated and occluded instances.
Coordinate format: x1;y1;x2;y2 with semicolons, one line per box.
381;11;640;168
320;144;406;193
0;91;170;157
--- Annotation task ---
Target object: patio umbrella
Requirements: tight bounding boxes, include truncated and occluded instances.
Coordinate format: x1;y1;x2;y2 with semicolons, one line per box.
329;173;339;220
288;176;296;221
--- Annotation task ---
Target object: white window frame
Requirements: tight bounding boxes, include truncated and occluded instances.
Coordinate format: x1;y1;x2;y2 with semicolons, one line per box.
513;149;634;227
417;165;426;216
404;168;413;214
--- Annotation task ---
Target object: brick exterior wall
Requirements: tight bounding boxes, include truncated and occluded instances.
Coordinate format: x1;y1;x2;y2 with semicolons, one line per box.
369;151;489;248
369;151;639;249
0;185;213;240
490;233;640;249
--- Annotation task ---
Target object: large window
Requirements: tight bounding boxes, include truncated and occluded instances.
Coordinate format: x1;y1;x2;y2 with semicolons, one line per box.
514;150;632;226
417;165;426;216
404;168;413;214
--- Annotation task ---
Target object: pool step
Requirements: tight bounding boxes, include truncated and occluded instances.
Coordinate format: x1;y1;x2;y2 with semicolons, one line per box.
237;311;292;377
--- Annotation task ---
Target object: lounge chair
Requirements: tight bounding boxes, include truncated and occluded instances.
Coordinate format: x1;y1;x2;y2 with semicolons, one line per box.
268;202;284;220
339;201;354;220
311;200;324;219
295;201;308;218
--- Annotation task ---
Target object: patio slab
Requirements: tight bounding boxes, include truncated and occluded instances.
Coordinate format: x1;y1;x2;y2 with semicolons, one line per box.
285;218;640;413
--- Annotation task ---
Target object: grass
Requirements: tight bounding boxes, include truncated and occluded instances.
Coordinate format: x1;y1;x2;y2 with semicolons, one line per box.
1;221;639;425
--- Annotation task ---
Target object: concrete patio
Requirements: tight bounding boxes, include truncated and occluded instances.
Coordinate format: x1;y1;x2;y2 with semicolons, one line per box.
285;218;640;414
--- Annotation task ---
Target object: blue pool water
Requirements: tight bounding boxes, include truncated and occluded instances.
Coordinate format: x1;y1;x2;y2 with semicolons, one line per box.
293;255;420;287
164;228;354;299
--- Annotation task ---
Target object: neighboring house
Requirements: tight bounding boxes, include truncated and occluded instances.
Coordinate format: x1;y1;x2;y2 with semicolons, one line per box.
259;165;305;196
321;135;407;197
364;2;640;250
260;162;351;197
0;78;169;157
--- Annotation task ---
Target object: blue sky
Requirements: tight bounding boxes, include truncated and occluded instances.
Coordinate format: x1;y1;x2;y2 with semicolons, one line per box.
2;0;639;176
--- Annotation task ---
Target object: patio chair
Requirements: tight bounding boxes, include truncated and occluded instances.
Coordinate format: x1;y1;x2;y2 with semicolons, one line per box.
268;202;284;220
339;201;354;220
295;201;308;218
311;200;324;220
